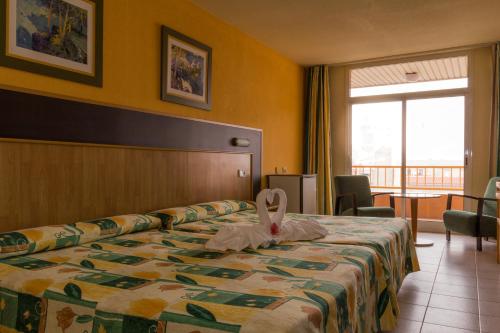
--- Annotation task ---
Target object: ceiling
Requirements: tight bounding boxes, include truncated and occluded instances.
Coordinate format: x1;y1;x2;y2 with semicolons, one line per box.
351;56;468;88
191;0;500;65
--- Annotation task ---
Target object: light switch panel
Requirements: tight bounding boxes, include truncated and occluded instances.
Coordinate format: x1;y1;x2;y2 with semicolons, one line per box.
238;169;248;177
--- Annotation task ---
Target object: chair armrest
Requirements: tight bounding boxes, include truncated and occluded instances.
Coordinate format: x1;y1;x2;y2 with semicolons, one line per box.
446;194;495;217
448;193;482;201
335;192;358;216
446;194;496;203
447;193;478;210
371;192;395;209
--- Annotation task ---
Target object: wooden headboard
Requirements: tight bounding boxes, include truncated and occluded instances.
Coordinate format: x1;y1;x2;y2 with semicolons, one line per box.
0;89;262;232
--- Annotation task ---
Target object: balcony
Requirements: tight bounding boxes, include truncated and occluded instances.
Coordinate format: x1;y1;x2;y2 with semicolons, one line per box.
352;165;464;220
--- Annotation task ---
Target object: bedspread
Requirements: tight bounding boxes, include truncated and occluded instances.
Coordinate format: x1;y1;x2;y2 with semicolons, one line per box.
0;213;418;333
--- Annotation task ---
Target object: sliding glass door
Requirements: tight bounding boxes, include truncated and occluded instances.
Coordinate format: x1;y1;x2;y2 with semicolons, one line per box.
352;101;402;193
406;96;465;194
351;96;466;220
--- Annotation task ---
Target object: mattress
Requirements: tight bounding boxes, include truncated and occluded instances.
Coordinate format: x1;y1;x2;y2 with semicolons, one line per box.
0;211;418;333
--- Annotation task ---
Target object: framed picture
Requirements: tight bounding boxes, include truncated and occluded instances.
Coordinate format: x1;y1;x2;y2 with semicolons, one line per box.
0;0;103;86
161;25;212;111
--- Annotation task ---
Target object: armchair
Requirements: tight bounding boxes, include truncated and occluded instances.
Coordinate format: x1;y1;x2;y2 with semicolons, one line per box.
334;175;395;218
443;177;500;251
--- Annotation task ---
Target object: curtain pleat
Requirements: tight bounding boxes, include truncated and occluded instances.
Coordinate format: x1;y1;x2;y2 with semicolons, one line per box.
305;66;333;214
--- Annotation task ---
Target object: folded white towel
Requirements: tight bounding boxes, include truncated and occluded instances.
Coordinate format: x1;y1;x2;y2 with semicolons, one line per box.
276;217;328;243
205;189;328;251
204;222;272;251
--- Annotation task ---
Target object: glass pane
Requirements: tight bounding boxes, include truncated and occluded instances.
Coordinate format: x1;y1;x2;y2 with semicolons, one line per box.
352;101;402;192
406;96;465;195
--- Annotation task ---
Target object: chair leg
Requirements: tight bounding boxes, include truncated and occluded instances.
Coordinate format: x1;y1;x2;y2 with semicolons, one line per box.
446;230;450;242
477;237;482;251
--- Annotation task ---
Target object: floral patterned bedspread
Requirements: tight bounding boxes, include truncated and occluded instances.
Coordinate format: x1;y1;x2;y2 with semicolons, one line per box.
0;212;418;333
176;210;420;329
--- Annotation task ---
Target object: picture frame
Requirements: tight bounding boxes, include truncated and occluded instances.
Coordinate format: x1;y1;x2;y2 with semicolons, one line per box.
161;25;212;111
0;0;103;86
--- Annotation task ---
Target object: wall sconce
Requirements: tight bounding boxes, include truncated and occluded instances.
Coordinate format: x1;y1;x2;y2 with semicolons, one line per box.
231;138;250;147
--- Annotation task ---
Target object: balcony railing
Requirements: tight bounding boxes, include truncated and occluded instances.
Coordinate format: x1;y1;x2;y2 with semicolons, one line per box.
352;165;464;191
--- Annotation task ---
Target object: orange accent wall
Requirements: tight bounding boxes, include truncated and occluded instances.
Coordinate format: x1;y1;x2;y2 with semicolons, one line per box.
0;0;305;182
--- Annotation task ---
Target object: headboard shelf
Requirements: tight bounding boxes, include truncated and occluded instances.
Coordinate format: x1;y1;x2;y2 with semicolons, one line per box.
0;89;262;232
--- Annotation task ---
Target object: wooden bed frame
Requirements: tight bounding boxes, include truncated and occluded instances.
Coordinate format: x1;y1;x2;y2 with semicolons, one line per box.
0;88;262;232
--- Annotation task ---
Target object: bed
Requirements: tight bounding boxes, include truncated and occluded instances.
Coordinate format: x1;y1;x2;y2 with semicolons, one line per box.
0;89;419;332
0;201;418;333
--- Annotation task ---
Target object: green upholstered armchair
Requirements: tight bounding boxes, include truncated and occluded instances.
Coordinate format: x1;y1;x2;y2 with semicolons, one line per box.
443;177;499;251
334;175;395;218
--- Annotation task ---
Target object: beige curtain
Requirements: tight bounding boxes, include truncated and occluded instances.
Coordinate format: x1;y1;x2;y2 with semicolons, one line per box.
305;65;333;214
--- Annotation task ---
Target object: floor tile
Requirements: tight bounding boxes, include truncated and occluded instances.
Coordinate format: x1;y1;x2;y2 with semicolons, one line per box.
398;289;431;306
432;282;478;299
441;257;475;266
398;302;426;321
428;294;479;314
480;314;500;332
477;277;500;289
406;271;436;282
387;232;499;333
435;273;477;287
437;266;476;278
439;262;474;270
420;263;440;273
476;263;500;272
417;250;442;259
478;288;500;302
402;279;434;293
424;307;479;331
420;323;478;333
477;270;500;280
384;318;422;333
418;256;442;265
479;299;500;317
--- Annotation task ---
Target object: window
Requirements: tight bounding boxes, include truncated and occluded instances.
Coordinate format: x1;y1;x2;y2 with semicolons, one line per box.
349;55;469;221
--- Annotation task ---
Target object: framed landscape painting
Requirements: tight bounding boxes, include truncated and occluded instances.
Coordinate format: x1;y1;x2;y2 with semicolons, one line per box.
0;0;103;86
161;25;212;111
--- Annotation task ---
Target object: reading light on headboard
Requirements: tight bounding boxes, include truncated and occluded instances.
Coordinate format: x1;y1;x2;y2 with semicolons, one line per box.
231;138;250;147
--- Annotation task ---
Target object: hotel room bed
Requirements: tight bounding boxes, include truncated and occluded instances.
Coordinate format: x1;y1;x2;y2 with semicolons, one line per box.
0;201;419;333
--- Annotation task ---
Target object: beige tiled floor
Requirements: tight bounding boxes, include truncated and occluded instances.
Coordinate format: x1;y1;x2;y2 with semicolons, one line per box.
386;232;500;333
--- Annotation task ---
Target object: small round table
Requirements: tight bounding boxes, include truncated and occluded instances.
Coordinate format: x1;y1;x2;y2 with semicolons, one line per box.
390;193;441;247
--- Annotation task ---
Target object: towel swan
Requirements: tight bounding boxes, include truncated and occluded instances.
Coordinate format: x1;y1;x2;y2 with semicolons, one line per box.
205;189;328;251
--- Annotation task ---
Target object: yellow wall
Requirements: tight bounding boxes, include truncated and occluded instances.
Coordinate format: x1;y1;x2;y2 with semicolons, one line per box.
330;46;494;197
0;0;305;181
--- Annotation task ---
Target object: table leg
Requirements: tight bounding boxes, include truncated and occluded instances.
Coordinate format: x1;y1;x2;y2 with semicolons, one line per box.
411;198;418;243
410;197;434;247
